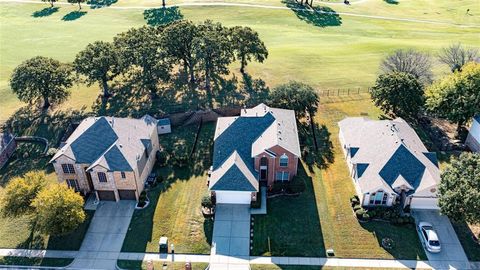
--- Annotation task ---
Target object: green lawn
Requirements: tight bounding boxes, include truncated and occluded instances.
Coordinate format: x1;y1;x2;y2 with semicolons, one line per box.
1;0;479;120
121;123;214;254
0;257;73;267
117;260;208;270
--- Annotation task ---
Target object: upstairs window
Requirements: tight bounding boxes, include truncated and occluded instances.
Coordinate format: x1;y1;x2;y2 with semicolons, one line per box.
98;172;107;183
279;154;289;167
62;164;75;174
121;172;126;179
275;171;289;181
66;179;80;192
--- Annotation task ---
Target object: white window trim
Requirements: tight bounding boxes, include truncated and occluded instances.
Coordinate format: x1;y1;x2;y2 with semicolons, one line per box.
279;154;289;167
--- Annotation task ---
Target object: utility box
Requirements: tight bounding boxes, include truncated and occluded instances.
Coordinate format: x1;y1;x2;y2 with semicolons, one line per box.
159;237;168;253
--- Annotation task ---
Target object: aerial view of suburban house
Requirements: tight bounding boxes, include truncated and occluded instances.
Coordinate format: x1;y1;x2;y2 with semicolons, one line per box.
50;115;159;201
338;117;441;210
208;103;301;204
466;115;480;152
0;132;16;169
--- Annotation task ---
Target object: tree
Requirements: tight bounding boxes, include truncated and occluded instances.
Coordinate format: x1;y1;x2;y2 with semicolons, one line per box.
370;72;424;119
425;62;480;133
66;0;85;9
42;0;57;7
31;184;85;236
380;49;433;84
74;41;120;98
438;43;479;72
1;171;47;217
269;81;319;118
162;20;199;83
230;26;268;74
10;56;73;110
114;26;170;97
195;20;234;92
438;153;480;223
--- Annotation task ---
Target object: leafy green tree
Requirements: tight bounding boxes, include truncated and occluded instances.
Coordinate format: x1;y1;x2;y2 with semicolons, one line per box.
162;20;199;83
380;49;433;84
32;184;85;236
195;20;234;92
438;152;480;223
230;26;268;74
10;56;73;110
66;0;85;9
426;62;480;132
269;81;319;118
1;171;47;217
114;26;170;97
370;72;424;119
438;43;479;72
74;41;120;98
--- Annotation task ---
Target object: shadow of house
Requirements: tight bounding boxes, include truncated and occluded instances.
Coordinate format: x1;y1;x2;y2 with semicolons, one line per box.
143;7;184;26
251;163;326;256
32;7;59;18
61;11;87;21
87;0;117;9
283;0;342;27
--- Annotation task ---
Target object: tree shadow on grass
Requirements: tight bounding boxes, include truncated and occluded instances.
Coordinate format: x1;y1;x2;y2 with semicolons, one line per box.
384;0;399;4
32;7;59;17
298;122;334;171
143;7;184;26
87;0;117;9
62;10;87;21
282;0;342;27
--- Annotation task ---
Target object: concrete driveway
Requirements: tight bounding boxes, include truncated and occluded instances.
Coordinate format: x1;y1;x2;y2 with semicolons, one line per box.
69;201;135;270
210;204;251;270
412;210;471;270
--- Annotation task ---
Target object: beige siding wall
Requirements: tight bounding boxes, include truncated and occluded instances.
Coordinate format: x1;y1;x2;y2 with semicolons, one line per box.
135;128;160;195
52;155;90;194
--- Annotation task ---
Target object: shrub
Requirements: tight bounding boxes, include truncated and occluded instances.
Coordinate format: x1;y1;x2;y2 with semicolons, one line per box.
355;208;366;219
46;147;58;157
201;195;213;209
353;204;362;211
156;150;168;167
350;198;359;207
362;213;370;221
368;209;377;218
350;195;359;202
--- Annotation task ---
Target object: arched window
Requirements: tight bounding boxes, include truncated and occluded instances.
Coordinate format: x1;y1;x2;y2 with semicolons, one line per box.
369;190;388;205
279;154;288;167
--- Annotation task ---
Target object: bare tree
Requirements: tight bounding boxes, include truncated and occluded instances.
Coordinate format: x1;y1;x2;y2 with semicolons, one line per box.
380;49;433;84
438;43;478;72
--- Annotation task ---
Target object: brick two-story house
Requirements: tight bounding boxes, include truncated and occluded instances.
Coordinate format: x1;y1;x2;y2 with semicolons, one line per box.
50;116;159;202
208;104;301;204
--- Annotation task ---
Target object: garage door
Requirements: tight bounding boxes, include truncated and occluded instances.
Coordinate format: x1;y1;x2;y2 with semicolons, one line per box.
118;189;136;200
216;191;252;204
410;197;439;210
97;190;116;201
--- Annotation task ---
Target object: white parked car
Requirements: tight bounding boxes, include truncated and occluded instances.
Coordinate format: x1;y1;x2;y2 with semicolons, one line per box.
418;222;441;253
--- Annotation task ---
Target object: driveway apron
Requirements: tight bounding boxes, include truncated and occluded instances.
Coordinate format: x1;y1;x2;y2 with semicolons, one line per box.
412;210;471;270
210;204;251;270
69;201;135;270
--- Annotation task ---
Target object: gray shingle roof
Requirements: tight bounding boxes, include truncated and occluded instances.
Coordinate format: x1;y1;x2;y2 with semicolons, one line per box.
70;117;118;164
51;116;157;173
210;164;257;191
339;117;440;197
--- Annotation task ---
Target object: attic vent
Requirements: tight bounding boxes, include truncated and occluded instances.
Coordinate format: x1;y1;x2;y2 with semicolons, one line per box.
119;144;123;148
136;154;140;161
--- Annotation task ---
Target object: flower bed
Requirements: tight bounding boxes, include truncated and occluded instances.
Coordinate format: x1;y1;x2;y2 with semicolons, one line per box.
349;195;415;224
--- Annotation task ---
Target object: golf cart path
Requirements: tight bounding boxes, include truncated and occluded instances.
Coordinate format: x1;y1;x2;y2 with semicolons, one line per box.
1;0;479;28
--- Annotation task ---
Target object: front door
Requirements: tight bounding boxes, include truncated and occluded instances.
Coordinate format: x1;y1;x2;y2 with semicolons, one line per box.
85;168;94;192
260;157;268;182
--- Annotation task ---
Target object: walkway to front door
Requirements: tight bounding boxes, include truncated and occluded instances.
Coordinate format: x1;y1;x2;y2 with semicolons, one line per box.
210;204;251;270
69;201;135;270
